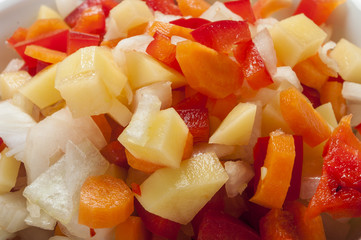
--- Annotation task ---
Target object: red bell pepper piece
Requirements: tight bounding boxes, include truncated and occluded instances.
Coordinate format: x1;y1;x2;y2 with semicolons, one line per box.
170;17;211;29
191;20;251;53
7;27;28;45
294;0;346;25
67;31;101;55
72;5;106;36
253;136;270;194
173;92;208;110
134;200;181;240
12;29;69;69
233;40;273;90
0;137;6;152
100;141;129;168
146;32;181;72
306;115;361;219
224;0;256;24
145;0;182;15
176;108;210;142
197;210;260;240
65;0;118;27
301;84;321;108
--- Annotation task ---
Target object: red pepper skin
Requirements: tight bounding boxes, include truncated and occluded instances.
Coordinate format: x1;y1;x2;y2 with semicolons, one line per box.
170;17;211;29
301;84;321;109
306;115;361;219
134;200;181;240
224;0;256;24
233;40;273;90
173;92;208;110
145;0;182;15
294;0;346;25
191;20;251;53
176;108;210;142
67;31;100;55
0;137;6;152
100;141;129;168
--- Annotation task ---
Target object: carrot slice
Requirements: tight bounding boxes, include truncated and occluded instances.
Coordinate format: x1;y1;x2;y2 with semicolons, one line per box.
320;81;346;122
26;18;69;40
115;216;149;240
148;21;194;40
24;45;67;64
176;0;210;17
280;87;331;147
182;132;194;160
78;175;134;228
250;130;295;209
91;114;112;143
125;149;165;173
253;0;292;19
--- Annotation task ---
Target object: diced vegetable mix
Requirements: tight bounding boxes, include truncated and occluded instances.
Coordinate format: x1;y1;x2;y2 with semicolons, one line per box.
1;0;361;239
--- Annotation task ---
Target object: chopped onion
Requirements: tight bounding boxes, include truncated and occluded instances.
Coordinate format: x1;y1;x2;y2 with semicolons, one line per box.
132;81;172;111
342;81;361;102
255;17;279;33
192;143;238;160
171;36;188;45
2;59;24;73
25;202;56;230
0;191;28;233
253;29;277;76
200;2;243;22
103;17;124;41
0;227;15;240
16;226;53;240
318;41;339;74
272;66;303;91
113;35;154;54
344;102;361;127
24;107;107;183
23;139;109;224
248;88;277;106
0;100;36;161
299;176;321;200
154;11;182;23
224;161;254;198
55;0;82;18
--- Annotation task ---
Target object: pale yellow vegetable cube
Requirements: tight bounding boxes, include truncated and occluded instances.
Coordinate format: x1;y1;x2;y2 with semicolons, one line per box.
270;14;327;67
316;102;337;129
108;98;132;127
110;0;153;37
125;51;186;90
19;64;62;109
209;102;257;145
0;148;21;194
262;103;293;136
136;152;228;224
0;71;31;100
37;5;62;19
330;39;361;83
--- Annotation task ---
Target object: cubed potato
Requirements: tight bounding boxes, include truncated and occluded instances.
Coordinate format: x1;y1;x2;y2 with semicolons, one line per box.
209;102;257;145
37;5;62;19
19;64;62;109
270;14;327;67
110;0;153;38
125;51;186;90
330;39;361;83
315;102;337;129
1;71;31;100
0;148;21;194
136;152;228;224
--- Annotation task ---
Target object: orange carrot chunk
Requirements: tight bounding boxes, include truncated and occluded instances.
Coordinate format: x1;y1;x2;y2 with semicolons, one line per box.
24;45;67;64
26;18;70;40
91;114;112;143
280;87;331;147
320;80;346;122
125;149;165;173
176;0;210;17
115;216;150;240
78;175;134;229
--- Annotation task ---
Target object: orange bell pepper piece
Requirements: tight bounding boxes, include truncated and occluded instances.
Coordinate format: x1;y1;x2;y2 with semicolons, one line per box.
24;45;67;64
78;175;134;228
280;87;331;147
176;0;210;17
115;216;150;240
7;27;28;45
253;0;292;19
148;21;194;40
125;149;165;173
250;130;295;209
26;19;70;40
176;40;242;99
320;80;346;122
91;114;112;143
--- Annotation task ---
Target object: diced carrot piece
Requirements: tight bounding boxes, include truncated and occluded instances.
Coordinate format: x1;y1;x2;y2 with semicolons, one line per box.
7;27;28;45
125;149;165;173
176;40;242;99
176;0;210;17
280;87;331;147
250;131;295;209
128;23;149;37
91;114;112;143
309;53;337;77
100;38;123;48
207;94;238;120
259;208;299;240
115;216;150;240
24;45;67;64
73;5;106;35
320;80;346;122
182;132;194;160
148;21;194;40
54;224;65;236
26;19;70;40
284;201;326;240
253;0;292;19
78;175;134;229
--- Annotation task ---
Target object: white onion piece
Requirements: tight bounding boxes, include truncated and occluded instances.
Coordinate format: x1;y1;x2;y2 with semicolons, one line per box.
171;36;188;45
16;226;53;240
318;41;339;74
23;139;109;224
25;202;56;230
255;17;278;33
24;107;106;183
342;81;361;102
103;17;125;41
344;102;361;127
192;143;238;159
248;88;277;107
132;81;172;111
224;161;254;197
0;101;36;161
322;213;350;240
55;0;82;18
154;11;182;23
200;2;243;22
2;58;24;73
0;191;28;233
272;66;303;92
0;227;15;240
253;29;277;76
299;176;321;200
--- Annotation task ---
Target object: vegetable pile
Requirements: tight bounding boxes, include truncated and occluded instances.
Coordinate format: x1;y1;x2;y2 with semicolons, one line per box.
1;0;361;239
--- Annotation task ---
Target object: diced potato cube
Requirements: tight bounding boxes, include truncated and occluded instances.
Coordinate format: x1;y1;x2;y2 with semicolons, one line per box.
136;152;228;224
19;64;62;109
262;103;293;136
209;102;257;145
37;5;62;19
0;71;31;100
0;148;21;194
110;0;153;37
316;103;337;130
125;51;186;90
108;98;132;127
330;39;361;83
270;14;327;67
